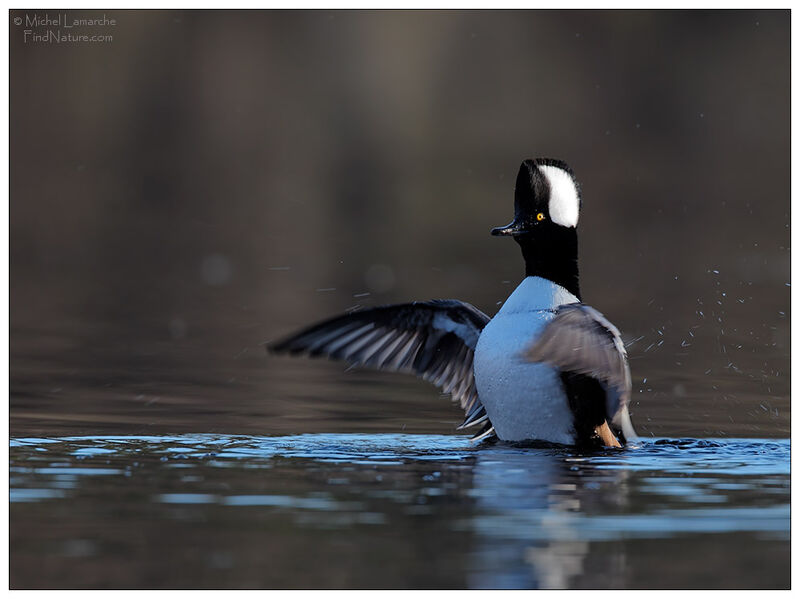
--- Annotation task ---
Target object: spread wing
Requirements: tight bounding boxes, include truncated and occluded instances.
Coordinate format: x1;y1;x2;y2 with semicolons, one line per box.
523;303;637;440
269;299;495;438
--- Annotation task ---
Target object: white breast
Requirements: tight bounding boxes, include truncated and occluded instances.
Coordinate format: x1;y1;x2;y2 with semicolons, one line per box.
474;277;580;443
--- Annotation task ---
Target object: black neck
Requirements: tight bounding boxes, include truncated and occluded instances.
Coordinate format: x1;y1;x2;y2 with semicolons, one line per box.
515;230;581;300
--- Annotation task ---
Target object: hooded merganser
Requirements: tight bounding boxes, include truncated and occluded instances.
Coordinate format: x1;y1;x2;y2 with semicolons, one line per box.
270;159;636;447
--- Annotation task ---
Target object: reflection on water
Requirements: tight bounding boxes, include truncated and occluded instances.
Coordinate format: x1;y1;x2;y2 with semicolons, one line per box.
10;434;789;589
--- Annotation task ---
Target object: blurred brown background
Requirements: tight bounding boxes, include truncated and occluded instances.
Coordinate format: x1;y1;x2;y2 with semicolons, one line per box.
10;10;790;439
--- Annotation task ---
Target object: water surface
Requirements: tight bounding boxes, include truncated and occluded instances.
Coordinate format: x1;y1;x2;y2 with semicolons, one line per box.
10;434;789;589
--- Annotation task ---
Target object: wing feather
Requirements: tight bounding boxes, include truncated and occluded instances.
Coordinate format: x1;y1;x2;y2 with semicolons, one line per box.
524;303;636;440
270;300;494;439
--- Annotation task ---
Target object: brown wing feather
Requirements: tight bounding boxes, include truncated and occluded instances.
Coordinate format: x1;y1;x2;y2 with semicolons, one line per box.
524;303;632;427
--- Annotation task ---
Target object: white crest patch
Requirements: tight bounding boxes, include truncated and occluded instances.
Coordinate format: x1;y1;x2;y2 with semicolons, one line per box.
539;165;580;228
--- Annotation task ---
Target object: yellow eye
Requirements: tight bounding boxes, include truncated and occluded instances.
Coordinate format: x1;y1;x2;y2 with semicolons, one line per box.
536;212;545;221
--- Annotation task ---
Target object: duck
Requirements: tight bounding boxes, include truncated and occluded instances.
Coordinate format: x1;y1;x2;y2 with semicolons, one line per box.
269;158;637;448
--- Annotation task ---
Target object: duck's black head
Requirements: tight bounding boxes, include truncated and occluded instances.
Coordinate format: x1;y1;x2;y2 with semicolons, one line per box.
492;159;582;299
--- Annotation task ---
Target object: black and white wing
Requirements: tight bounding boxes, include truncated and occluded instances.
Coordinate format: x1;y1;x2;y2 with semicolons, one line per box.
269;299;495;440
523;303;637;441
